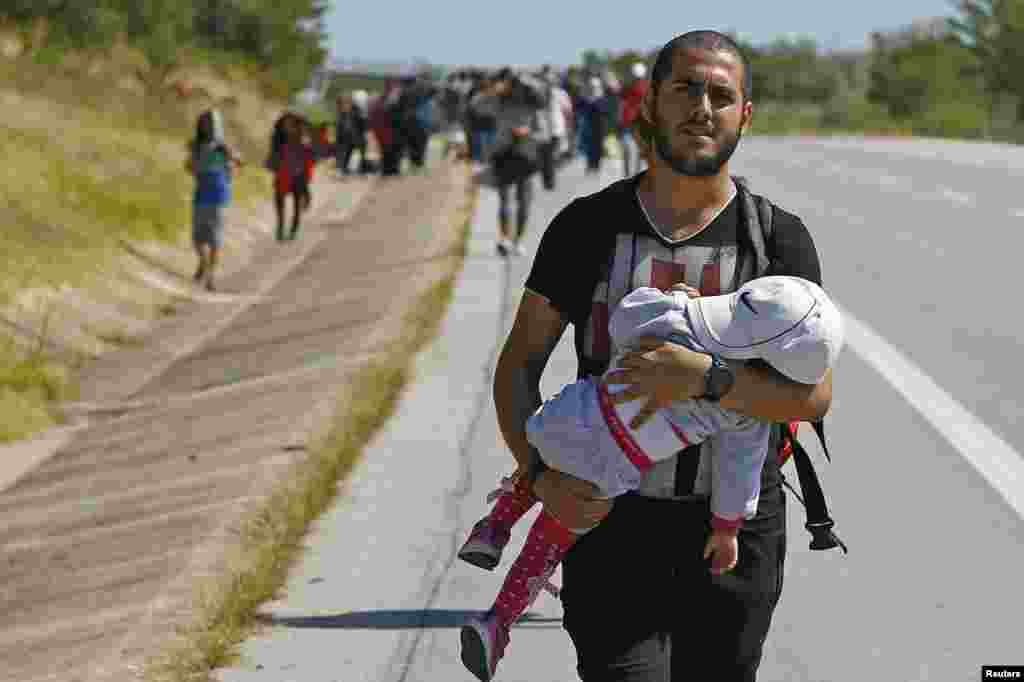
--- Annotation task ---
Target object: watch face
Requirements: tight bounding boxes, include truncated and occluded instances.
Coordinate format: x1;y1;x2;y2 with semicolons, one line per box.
707;358;735;399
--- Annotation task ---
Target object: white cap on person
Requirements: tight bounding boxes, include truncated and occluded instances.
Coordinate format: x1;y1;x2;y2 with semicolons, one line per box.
688;276;843;384
631;62;647;79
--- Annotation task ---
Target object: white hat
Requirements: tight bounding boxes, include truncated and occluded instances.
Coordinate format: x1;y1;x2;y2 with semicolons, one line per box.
351;89;369;112
210;109;225;144
687;276;843;384
631;62;647;79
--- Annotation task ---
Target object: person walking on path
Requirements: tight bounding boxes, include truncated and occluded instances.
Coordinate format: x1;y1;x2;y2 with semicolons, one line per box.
335;93;361;176
267;112;315;241
576;76;613;174
467;73;499;166
619;62;651;177
185;109;242;292
538;66;572;191
396;74;438;171
458;277;843;682
469;68;549;257
369;80;405;176
350;89;371;172
488;30;833;682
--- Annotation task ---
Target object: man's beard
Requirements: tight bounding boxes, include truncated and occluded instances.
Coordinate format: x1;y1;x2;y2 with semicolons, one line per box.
652;111;742;177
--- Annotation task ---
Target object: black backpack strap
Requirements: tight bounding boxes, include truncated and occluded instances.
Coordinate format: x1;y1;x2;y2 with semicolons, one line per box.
780;423;848;553
733;179;773;291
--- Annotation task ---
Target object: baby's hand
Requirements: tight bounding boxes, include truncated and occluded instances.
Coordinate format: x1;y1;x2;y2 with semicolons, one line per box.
703;528;738;575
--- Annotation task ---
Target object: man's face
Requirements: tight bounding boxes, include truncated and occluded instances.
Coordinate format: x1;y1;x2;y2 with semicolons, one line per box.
644;47;752;177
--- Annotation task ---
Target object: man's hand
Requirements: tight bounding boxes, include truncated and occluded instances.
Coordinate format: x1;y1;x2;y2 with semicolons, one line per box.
704;528;738;575
604;337;713;429
532;469;612;531
511;125;530;138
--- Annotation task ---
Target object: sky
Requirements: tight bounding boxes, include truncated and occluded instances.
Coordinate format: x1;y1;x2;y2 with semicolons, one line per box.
324;0;958;68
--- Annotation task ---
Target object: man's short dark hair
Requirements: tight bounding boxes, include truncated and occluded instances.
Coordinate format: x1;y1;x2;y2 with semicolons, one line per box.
650;30;753;102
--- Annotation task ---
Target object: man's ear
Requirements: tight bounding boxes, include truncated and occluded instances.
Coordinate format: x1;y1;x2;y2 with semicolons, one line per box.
740;100;753;133
641;87;655;124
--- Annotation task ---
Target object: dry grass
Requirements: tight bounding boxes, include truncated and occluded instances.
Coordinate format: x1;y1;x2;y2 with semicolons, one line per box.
0;327;77;442
140;180;478;682
0;47;282;444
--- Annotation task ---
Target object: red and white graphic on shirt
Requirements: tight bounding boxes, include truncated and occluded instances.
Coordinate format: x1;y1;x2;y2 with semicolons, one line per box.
650;258;686;292
700;262;723;296
583;235;742;365
581;234;745;495
588;281;611;361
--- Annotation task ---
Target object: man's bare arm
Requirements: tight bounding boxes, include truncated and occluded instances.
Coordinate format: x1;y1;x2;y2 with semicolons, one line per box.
492;289;567;471
721;363;832;423
607;338;833;428
495;290;615;529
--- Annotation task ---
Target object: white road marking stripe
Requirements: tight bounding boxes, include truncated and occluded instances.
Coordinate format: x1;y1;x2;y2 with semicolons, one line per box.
842;305;1024;520
939;187;972;204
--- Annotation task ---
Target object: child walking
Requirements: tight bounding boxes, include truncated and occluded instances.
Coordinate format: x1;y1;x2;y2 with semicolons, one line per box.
458;276;844;681
186;109;242;292
267;113;315;242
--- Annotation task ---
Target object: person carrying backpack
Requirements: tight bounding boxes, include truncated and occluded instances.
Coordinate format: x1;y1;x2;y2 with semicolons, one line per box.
488;30;843;682
397;74;438;170
459;276;844;682
469;68;549;257
186;109;242;292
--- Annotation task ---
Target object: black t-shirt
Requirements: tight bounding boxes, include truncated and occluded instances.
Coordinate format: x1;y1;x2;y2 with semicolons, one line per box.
525;174;822;498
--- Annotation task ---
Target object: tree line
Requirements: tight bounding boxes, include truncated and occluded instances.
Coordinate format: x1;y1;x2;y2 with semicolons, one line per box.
596;1;1024;142
1;0;329;97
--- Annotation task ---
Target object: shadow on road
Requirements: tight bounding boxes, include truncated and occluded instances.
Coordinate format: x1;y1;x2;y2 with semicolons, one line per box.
255;609;562;630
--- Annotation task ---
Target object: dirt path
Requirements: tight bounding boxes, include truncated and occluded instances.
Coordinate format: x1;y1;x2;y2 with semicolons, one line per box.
0;162;472;682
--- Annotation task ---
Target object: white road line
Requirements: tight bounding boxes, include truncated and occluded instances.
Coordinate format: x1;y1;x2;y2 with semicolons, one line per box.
842;305;1024;520
938;187;973;205
877;174;906;187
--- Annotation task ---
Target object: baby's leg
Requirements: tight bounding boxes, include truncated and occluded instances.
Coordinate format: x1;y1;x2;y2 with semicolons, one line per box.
490;510;579;631
489;474;539;528
461;480;612;680
490;484;613;630
458;474;539;571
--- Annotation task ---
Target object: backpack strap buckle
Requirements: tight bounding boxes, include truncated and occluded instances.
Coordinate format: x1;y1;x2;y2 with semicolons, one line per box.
805;519;848;553
782;421;850;554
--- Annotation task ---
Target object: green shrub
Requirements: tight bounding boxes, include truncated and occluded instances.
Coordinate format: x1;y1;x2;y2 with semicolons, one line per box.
749;101;824;135
914;99;990;140
821;94;896;132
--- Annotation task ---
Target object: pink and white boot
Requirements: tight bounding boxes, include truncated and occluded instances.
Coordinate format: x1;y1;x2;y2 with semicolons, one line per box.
458;518;512;571
460;610;510;682
458;476;538;571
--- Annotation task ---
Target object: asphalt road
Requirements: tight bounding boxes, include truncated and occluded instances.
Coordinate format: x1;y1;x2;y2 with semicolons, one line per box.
218;138;1024;682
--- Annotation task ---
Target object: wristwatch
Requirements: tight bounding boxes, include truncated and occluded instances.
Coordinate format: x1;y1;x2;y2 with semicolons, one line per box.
701;354;735;402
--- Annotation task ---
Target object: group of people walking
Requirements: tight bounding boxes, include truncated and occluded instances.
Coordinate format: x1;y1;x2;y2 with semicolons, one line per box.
182;28;850;682
184;107;324;291
182;59;654;291
435;62;651;257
